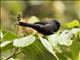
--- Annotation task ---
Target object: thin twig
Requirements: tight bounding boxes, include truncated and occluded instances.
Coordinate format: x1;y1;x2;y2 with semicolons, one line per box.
16;12;22;37
5;12;23;60
5;48;22;60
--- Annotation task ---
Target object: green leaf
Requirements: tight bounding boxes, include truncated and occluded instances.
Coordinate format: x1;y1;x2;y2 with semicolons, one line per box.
56;53;68;60
65;20;80;28
39;36;59;60
3;31;17;41
13;35;35;47
1;41;13;51
70;40;80;60
22;39;57;60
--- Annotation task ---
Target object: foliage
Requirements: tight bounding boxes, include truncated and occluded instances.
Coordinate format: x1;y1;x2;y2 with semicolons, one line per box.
1;18;80;60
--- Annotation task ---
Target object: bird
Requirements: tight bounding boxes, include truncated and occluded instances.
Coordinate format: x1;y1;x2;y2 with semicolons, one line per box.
19;20;61;35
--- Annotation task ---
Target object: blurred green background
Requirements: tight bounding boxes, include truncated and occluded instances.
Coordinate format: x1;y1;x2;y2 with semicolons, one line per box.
1;1;80;31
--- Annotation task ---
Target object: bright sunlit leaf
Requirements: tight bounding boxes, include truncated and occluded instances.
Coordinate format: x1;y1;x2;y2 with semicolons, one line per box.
71;28;80;34
58;28;80;46
13;35;35;47
59;30;73;46
47;28;80;46
39;36;59;60
47;34;59;47
1;41;12;48
0;31;3;39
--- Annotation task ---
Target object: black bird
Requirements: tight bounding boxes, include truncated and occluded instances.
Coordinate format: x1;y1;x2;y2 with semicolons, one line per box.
19;20;61;35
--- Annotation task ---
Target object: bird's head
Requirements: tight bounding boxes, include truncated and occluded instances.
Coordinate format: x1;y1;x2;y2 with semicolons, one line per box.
53;20;61;27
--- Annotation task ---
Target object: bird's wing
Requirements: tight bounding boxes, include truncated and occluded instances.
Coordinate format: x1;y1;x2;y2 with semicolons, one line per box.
34;22;47;25
34;20;54;25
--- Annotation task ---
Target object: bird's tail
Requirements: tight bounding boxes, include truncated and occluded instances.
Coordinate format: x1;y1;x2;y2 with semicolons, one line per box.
19;22;37;29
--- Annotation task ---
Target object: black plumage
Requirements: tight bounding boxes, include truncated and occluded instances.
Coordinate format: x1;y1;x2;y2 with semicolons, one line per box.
19;20;61;35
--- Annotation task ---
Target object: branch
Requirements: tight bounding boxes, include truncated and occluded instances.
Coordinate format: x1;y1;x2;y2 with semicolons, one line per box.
5;48;22;60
